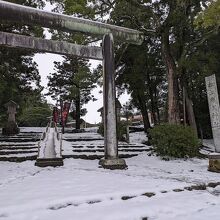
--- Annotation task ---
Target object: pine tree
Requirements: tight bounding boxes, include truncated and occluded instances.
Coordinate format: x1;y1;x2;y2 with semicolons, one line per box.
47;56;97;129
0;0;46;124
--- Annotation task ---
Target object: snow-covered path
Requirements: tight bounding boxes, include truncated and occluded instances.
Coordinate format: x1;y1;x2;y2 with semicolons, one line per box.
0;154;219;220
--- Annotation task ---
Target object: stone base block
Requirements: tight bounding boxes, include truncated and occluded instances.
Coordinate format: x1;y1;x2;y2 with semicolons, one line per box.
208;154;220;173
2;121;19;135
35;158;63;167
99;158;127;170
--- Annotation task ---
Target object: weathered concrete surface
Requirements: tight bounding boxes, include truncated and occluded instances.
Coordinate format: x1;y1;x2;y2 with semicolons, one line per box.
0;31;102;60
208;154;220;173
205;74;220;153
0;1;143;45
101;33;127;169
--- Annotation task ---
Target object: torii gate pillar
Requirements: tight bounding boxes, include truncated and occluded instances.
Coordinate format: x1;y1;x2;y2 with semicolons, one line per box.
99;34;127;169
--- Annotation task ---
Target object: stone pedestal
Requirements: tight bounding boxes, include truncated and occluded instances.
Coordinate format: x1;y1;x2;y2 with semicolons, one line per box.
208;154;220;173
2;121;19;135
99;158;127;170
35;158;63;167
2;100;19;135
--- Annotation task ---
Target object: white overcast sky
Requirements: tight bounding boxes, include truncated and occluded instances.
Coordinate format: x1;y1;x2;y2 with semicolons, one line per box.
34;53;130;124
32;2;130;124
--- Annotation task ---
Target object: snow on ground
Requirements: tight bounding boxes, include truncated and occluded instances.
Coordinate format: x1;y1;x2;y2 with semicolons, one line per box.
0;155;220;220
129;131;148;144
0;128;220;220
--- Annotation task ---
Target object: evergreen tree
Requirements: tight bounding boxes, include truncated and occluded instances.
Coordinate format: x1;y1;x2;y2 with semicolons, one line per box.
116;39;166;132
46;0;220;135
47;56;97;129
0;0;46;125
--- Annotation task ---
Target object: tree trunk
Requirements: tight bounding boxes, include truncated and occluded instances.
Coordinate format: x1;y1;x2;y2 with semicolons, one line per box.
154;87;161;123
137;93;151;133
183;86;186;125
75;95;81;130
156;105;160;123
161;31;180;124
184;87;198;137
146;71;157;124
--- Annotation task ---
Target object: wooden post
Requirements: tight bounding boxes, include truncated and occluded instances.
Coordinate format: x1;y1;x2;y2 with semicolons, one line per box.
99;33;127;169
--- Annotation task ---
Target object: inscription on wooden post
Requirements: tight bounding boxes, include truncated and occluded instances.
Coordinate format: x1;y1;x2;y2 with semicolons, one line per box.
205;74;220;173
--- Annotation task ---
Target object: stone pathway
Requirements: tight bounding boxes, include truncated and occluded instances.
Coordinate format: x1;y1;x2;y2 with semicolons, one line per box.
0;128;151;162
0;131;40;162
62;129;151;159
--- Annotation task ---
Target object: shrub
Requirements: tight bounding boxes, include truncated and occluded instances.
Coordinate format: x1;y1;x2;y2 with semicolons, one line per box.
18;107;52;127
149;123;200;158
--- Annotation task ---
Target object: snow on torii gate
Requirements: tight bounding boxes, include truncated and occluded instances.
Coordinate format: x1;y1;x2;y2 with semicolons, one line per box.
0;1;143;169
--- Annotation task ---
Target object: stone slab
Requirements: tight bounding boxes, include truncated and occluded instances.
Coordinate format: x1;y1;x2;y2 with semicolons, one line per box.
208;154;220;173
35;158;63;167
99;158;127;170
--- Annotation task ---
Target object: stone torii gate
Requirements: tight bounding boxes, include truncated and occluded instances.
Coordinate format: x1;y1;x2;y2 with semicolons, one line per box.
0;1;143;169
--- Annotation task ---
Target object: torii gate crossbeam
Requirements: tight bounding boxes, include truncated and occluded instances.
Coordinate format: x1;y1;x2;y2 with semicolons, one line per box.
0;1;143;45
0;31;103;60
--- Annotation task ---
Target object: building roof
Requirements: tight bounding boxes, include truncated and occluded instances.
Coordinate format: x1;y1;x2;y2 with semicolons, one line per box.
4;100;18;108
97;99;122;112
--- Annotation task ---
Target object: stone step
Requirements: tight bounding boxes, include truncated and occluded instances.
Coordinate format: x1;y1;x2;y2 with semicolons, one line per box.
71;145;148;149
0;146;37;150
0;138;40;142
0;130;149;161
0;133;41;137
0;150;38;155
71;149;150;153
0;155;37;162
63;138;104;142
0;143;36;146
63;154;139;160
18;131;42;134
0;152;140;162
0;135;40;138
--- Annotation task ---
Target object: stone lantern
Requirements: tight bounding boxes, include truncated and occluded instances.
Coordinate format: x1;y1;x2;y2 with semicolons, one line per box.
97;98;122;123
2;100;20;135
97;107;104;123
